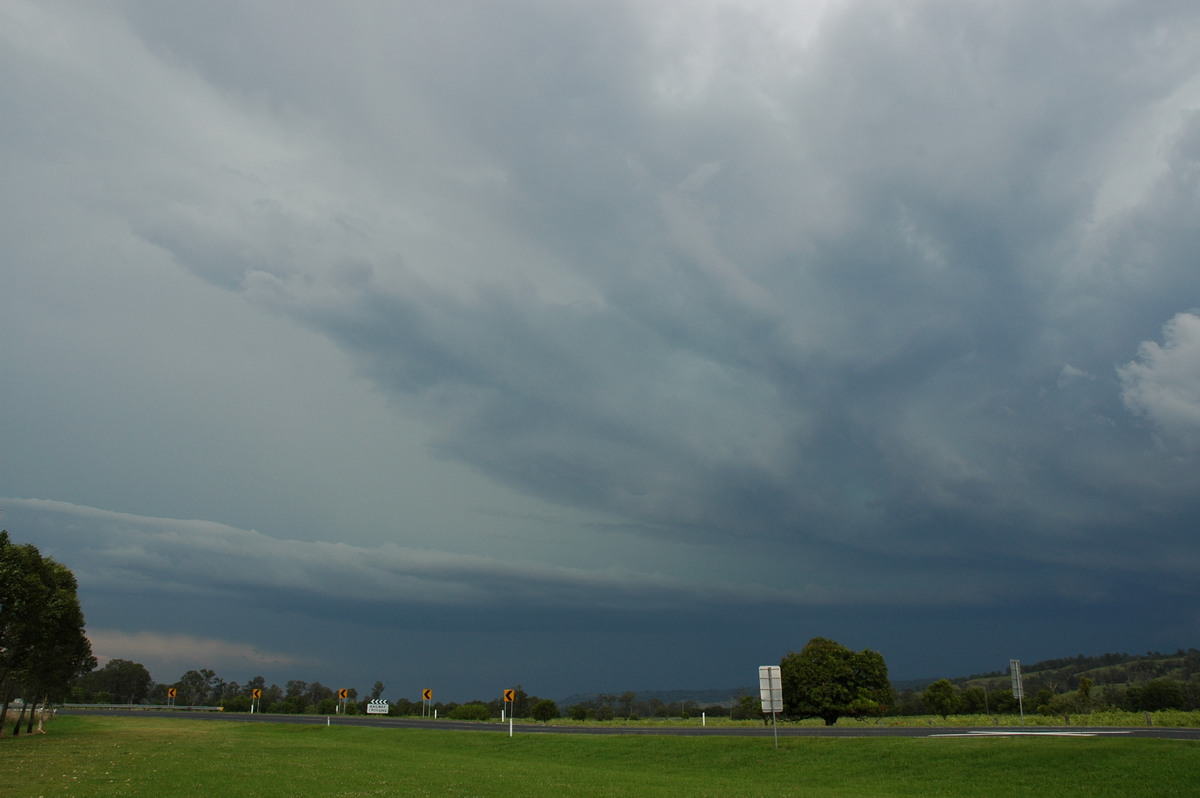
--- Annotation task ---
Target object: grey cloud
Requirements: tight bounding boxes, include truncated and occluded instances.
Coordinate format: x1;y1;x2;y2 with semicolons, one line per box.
3;498;834;617
110;2;1200;572
5;0;1200;691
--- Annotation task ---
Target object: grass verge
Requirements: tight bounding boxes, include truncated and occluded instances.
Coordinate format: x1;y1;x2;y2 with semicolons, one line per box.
1;715;1196;797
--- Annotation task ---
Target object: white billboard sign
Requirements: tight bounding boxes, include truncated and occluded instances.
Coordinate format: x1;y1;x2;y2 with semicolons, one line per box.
367;699;390;715
759;665;783;714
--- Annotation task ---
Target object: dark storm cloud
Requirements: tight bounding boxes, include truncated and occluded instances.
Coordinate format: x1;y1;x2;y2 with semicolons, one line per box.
4;0;1200;692
171;1;1200;591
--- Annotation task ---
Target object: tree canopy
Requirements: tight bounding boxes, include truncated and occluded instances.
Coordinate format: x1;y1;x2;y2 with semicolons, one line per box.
0;530;95;736
78;659;153;704
922;678;962;719
780;637;892;725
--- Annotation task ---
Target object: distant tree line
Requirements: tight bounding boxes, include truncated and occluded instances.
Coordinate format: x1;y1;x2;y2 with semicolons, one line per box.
71;664;567;720
897;675;1200;721
564;690;739;721
75;636;1200;726
896;648;1200;720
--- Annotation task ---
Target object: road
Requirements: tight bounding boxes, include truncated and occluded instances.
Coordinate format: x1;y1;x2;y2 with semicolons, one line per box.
59;709;1200;740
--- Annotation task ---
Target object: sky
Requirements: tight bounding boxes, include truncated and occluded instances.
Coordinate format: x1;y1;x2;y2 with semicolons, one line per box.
3;0;1200;704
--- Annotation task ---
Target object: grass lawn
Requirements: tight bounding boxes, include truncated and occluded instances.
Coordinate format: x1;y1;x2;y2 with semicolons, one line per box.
1;715;1196;797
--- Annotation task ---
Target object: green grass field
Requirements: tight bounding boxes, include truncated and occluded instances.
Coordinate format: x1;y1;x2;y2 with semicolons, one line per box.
2;715;1197;797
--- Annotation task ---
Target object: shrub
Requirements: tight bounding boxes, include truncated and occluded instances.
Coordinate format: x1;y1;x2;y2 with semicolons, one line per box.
531;699;559;722
448;703;492;721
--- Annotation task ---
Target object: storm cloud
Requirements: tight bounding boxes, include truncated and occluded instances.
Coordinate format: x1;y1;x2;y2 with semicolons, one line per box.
3;0;1199;698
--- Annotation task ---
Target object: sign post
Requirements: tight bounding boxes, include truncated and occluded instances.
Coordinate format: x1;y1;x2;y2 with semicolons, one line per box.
1009;659;1024;725
759;665;782;749
504;689;515;737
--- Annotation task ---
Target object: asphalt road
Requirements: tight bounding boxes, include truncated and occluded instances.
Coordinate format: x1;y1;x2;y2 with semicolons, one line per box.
59;709;1200;741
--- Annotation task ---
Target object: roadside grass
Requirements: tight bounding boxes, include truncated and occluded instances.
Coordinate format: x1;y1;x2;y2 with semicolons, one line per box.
1;715;1196;797
539;708;1200;728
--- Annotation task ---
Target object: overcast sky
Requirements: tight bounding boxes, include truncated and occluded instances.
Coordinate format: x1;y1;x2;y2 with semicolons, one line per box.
3;0;1200;703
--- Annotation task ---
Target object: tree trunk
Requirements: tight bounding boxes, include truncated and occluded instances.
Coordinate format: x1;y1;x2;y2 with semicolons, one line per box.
26;698;39;734
0;674;13;736
11;701;26;737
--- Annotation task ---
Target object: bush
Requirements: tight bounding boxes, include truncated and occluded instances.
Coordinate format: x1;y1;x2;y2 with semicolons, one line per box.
224;695;252;712
448;703;492;721
531;699;559;722
1129;680;1185;712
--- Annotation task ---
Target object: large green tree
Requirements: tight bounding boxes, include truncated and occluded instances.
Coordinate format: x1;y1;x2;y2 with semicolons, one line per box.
780;637;892;726
0;531;94;736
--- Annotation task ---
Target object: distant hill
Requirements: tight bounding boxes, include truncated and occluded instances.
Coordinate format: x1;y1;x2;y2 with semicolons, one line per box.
562;649;1200;707
916;649;1200;693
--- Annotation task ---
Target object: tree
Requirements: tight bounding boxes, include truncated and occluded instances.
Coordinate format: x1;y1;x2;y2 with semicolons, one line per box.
1077;677;1093;711
511;685;530;717
1129;680;1185;712
80;659;152;704
731;694;769;723
960;686;988;714
530;699;559;722
175;670;215;706
0;531;94;736
284;679;309;713
16;560;94;733
780;637;892;726
307;681;336;708
0;531;49;734
922;679;962;719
